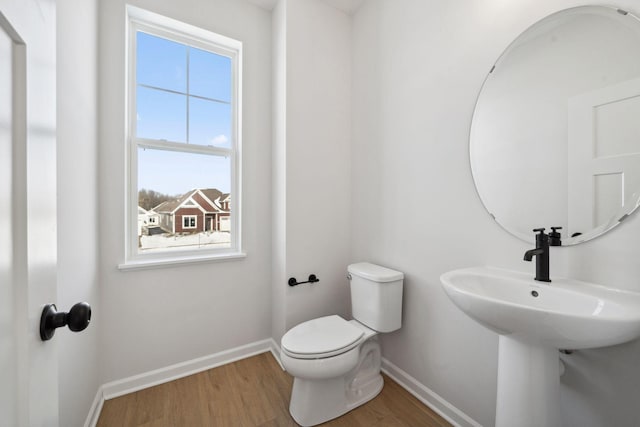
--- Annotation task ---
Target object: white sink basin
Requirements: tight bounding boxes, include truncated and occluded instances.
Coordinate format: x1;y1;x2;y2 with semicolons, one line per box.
441;266;640;427
440;266;640;349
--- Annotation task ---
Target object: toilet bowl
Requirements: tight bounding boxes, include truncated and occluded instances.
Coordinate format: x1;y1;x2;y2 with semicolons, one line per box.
280;263;404;426
281;316;383;426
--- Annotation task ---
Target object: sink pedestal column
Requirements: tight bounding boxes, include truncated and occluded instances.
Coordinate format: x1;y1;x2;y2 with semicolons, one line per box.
495;336;560;427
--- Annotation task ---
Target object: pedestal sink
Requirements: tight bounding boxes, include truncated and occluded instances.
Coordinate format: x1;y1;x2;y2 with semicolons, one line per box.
440;266;640;427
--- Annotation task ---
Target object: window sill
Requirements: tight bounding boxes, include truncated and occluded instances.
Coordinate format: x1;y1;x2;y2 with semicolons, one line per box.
118;251;246;271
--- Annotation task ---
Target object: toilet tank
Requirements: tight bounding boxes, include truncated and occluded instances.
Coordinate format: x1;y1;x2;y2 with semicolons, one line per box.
348;262;404;333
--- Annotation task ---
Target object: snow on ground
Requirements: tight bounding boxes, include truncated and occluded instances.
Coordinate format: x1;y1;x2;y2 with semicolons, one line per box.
140;231;231;252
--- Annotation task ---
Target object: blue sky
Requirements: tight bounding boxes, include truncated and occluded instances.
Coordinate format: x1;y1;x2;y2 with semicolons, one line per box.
136;31;232;196
138;148;230;196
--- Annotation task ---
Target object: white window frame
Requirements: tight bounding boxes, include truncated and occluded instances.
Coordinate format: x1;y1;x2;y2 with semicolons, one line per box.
182;215;197;229
121;6;244;269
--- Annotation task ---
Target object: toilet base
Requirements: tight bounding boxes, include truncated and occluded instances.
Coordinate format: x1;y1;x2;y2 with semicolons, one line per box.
288;339;383;426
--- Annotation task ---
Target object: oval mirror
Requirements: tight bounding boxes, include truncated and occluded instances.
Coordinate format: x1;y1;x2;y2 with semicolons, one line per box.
470;6;640;245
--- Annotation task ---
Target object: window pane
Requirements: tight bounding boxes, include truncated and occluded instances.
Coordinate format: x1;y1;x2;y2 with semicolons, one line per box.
138;147;230;196
137;86;187;142
189;97;232;147
189;47;231;102
136;31;187;92
137;147;231;253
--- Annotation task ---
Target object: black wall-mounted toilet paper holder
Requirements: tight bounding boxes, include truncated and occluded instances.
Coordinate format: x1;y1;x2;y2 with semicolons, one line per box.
288;274;319;287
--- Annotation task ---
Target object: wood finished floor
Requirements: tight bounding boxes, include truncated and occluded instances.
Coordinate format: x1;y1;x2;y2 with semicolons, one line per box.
97;352;451;427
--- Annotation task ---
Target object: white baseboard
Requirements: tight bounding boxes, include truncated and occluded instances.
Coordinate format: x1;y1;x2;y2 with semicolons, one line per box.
83;338;480;427
83;386;104;427
102;339;273;399
269;337;285;370
381;357;482;427
84;338;274;426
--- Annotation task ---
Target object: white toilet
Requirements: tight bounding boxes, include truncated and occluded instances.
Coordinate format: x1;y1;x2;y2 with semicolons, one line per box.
280;262;404;426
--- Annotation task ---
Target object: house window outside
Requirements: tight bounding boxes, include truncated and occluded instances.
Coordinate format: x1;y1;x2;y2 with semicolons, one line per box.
126;7;242;264
182;215;197;229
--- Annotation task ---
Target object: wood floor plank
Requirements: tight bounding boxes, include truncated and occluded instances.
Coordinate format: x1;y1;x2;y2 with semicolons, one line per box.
130;384;168;425
378;377;451;427
97;352;451;427
205;364;253;427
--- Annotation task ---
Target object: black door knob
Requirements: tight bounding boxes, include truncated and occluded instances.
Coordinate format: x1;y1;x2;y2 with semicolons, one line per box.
40;302;92;341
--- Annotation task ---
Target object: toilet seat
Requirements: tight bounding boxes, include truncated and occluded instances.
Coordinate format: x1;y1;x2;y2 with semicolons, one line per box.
282;315;365;359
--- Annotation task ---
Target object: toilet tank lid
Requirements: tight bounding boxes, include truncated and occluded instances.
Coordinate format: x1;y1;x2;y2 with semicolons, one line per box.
348;262;403;282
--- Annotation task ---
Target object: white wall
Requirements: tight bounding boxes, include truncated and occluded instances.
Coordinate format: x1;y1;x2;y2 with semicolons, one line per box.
56;0;100;426
352;0;640;426
271;0;288;343
97;0;273;383
271;0;352;344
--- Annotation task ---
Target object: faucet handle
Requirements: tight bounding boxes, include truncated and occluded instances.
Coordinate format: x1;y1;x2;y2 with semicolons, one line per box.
532;228;549;244
549;226;562;246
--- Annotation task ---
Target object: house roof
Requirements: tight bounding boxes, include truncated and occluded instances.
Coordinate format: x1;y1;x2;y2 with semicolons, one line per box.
201;188;224;206
153;191;194;214
153;188;230;214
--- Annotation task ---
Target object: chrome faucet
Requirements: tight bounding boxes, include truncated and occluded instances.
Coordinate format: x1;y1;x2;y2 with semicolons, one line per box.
523;227;561;282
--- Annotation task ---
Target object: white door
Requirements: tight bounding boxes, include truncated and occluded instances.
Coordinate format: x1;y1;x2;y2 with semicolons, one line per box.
219;216;230;231
0;1;58;426
568;77;640;236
